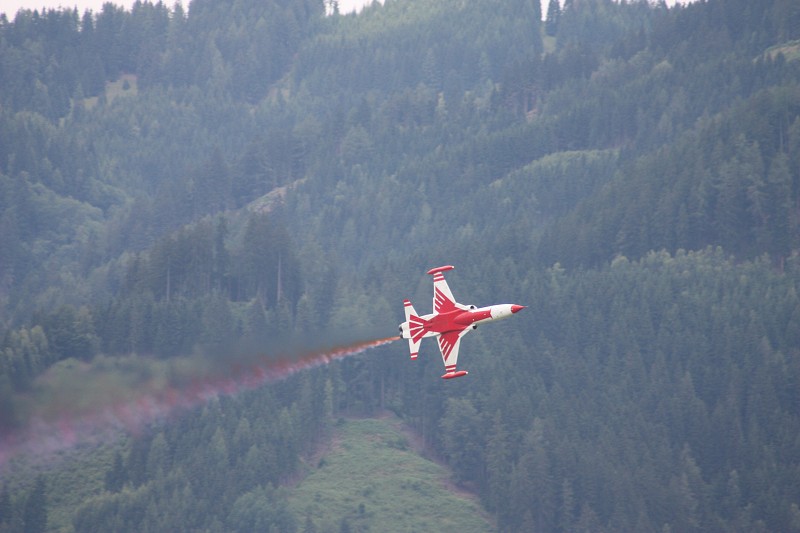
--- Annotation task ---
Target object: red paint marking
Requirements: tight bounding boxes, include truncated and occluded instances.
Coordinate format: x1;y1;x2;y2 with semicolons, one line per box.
426;265;455;275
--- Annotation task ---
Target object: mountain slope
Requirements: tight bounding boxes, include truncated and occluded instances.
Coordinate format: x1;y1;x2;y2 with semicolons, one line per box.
1;0;800;531
288;416;493;533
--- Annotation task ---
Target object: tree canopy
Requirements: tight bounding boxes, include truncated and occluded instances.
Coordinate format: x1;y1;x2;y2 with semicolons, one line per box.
1;0;800;531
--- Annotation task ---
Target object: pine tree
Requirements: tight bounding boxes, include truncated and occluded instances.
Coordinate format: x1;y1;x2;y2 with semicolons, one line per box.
0;484;10;528
22;476;46;533
104;451;127;492
546;0;561;36
485;410;511;524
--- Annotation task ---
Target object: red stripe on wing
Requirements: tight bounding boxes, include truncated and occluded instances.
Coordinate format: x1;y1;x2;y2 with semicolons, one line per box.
434;287;457;313
437;331;461;362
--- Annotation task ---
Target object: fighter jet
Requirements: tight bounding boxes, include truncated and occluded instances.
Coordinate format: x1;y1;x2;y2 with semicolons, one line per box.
398;265;525;379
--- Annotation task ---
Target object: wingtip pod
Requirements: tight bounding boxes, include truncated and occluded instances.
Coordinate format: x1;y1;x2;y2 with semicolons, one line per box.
441;370;468;379
426;265;455;276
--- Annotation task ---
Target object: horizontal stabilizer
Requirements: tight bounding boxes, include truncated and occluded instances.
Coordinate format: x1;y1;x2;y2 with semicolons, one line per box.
408;337;421;359
403;299;424;358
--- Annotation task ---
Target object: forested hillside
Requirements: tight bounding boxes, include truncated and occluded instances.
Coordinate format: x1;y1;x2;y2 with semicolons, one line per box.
1;0;800;531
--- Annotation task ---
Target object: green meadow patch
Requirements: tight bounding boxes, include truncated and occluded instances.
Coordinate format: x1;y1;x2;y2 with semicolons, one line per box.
289;417;494;533
82;74;138;109
764;40;800;62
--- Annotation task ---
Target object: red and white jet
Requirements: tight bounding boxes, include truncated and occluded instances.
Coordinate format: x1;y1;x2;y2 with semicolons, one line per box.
398;265;525;379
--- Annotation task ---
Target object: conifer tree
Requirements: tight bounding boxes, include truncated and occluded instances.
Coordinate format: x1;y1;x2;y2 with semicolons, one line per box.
22;476;46;533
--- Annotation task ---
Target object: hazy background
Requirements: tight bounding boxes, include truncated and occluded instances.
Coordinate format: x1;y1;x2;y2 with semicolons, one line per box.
2;0;375;16
1;0;693;18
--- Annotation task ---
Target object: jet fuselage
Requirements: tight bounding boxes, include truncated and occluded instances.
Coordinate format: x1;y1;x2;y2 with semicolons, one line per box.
405;304;524;337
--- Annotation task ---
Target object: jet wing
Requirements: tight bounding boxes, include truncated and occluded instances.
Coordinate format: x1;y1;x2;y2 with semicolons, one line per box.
437;327;472;376
429;265;469;314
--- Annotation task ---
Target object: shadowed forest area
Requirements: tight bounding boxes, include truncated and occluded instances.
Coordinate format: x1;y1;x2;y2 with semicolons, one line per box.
1;0;800;531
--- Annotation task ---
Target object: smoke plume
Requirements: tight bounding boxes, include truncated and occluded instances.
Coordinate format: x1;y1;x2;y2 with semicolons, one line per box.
0;336;398;471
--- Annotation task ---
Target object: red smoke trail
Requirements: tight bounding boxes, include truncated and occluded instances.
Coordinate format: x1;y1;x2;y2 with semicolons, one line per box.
0;336;399;471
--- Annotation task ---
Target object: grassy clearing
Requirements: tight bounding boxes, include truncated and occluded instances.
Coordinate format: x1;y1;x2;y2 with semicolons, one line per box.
83;74;138;109
765;40;800;62
288;417;494;533
542;31;556;55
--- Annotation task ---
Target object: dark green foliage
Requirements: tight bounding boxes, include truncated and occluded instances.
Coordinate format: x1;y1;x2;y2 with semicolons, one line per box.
103;451;126;493
2;0;800;531
538;86;800;267
35;305;99;361
22;476;46;533
70;371;329;531
545;0;560;37
228;485;296;533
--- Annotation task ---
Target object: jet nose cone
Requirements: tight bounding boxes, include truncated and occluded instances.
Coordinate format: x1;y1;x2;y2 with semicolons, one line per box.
511;305;526;314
